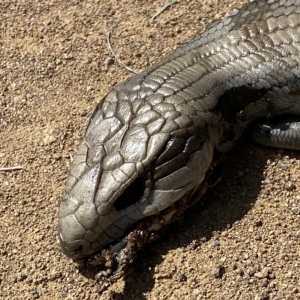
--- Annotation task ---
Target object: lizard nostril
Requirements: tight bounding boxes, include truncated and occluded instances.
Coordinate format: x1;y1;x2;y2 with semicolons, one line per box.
114;177;145;211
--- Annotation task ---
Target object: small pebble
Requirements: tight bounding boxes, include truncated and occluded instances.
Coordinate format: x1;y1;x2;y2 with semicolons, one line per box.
212;267;221;278
211;240;220;247
177;274;187;282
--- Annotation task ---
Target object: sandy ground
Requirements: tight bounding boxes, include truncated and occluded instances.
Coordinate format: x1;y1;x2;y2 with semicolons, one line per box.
1;0;300;299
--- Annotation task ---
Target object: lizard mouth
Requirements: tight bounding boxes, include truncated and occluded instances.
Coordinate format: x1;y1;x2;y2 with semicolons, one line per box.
69;205;180;292
85;205;179;276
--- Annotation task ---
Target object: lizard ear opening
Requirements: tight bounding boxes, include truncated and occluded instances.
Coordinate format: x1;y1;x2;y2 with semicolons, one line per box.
114;177;145;211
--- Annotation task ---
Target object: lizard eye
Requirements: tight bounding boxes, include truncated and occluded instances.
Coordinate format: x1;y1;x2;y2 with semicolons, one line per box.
114;177;145;211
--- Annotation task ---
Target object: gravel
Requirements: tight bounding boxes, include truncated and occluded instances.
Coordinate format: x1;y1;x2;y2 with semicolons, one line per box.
1;0;300;299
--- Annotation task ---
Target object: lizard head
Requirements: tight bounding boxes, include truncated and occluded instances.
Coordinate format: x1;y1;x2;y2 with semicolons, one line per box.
58;82;216;264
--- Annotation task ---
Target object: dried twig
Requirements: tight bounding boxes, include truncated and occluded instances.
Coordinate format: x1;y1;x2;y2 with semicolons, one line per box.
0;166;24;172
152;0;180;20
106;32;137;74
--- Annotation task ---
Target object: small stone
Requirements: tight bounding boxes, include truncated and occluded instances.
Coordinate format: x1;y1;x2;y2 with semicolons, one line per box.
103;57;114;70
220;257;226;263
280;163;288;170
26;93;33;100
178;255;185;263
254;272;264;279
177;274;187;282
242;253;249;260
211;240;220;247
268;273;275;279
284;181;295;191
52;153;61;160
247;267;255;276
255;235;262;241
261;278;268;287
212;267;221;278
235;268;244;276
244;259;252;266
212;266;225;278
30;289;39;298
48;271;62;281
84;57;92;64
